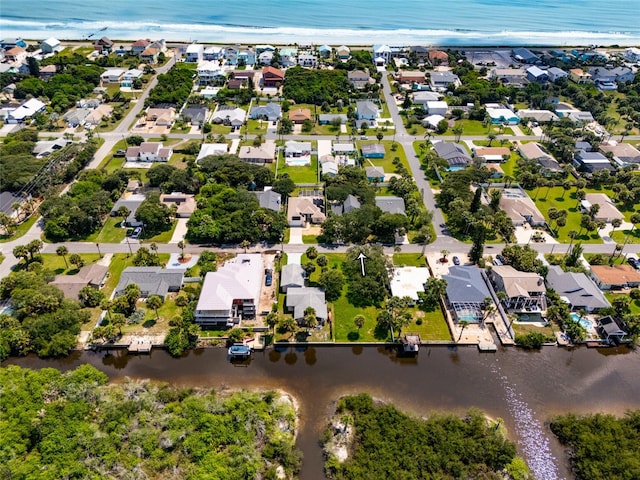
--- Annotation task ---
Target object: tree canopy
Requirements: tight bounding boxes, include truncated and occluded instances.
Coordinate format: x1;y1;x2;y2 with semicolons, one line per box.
283;67;350;105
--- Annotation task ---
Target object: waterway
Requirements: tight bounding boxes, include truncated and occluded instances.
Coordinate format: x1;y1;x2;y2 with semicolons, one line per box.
5;344;640;479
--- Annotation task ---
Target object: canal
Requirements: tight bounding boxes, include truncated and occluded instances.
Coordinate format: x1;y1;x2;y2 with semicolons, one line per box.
6;344;640;479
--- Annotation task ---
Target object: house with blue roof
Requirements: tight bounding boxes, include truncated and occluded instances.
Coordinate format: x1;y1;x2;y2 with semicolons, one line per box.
249;103;282;122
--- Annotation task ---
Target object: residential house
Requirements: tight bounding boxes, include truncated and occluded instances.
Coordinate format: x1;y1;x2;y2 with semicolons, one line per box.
262;66;284;87
279;48;298;67
408;45;429;63
412;91;440;107
0;38;27;49
390;267;431;303
526;66;549;83
317;44;332;58
286;287;327;324
590;265;640;290
491;68;527;86
422;114;445;130
51;263;108;300
348;70;372;89
211;106;246;128
297;52;317;67
115;267;184;298
93;36;114;54
430;71;461;90
6;98;46;124
571;49;607;62
318;113;347;125
565;111;595;124
517;109;559;123
256;44;276;54
623;47;640;62
284;141;312;158
361;144;385;159
258;50;274;65
288;108;311;124
428;49;449;66
196;143;228;163
573;150;614;172
486;106;520;125
222;46;239;65
120;69;144;88
229;79;249;91
110;194;146;227
335;194;361;215
160;192;196;217
32;138;71;158
280;264;305;292
375;196;406;215
181;105;209;127
332;143;356;155
547;67;568;83
195;254;263;326
550;49;574;62
433;142;472;170
125;142;173;162
253;189;282;211
569;68;591;84
356;100;378;120
185;44;204;62
599;142;640;167
131;39;151;55
40;37;62;54
546;265;610;312
518;142;561;173
84;104;113;126
583;194;624;223
146;107;176;127
287;196;325;227
238;142;277;165
473;147;511;163
237;48;256;66
499;187;546;226
597;316;628;342
249;102;282;122
373;44;391;65
39;64;57;80
336;45;351;60
426;100;448;116
512;47;540;64
486;164;504;179
322;161;338;177
442;265;492;323
4;47;27;63
397;70;426;84
365;166;385;182
0;191;23;217
63;108;90;128
490;265;546;320
204;45;223;60
196;61;225;85
141;46;160;63
100;68;126;83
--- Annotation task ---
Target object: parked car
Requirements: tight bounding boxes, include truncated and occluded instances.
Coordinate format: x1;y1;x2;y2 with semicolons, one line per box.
452;256;460;266
265;272;273;286
628;257;640;269
131;227;142;239
496;254;506;264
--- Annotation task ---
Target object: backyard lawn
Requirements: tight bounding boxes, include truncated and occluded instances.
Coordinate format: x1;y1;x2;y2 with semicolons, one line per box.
276;153;319;184
605;293;640;315
357;140;410;172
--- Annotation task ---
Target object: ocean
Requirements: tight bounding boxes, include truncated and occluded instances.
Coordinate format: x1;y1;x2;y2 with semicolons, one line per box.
2;0;640;46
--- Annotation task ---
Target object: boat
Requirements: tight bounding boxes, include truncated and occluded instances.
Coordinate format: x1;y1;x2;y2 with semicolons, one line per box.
100;27;108;31
228;343;252;358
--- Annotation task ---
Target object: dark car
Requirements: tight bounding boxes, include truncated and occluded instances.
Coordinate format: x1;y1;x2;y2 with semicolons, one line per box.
452;256;460;266
628;257;640;269
496;254;506;264
265;273;273;286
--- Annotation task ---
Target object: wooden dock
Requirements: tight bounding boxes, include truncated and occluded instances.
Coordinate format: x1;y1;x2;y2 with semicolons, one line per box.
478;341;497;352
128;341;152;353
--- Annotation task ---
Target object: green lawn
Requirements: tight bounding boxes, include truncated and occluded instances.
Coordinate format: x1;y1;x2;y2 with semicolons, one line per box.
276;153;319;184
14;253;102;275
358;140;410;172
141;221;178;244
86;217;126;243
605;293;640;315
302;235;318;244
610;229;640;245
246;119;269;135
0;214;39;243
393;253;428;267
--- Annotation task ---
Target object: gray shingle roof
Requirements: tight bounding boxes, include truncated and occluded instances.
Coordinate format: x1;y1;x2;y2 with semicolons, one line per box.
281;264;305;288
254;190;282;211
375;196;405;215
443;266;491;304
546;265;610;311
286;287;327;320
115;267;185;298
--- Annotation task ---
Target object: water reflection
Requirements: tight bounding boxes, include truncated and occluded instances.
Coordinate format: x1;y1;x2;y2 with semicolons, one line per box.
351;346;363;355
303;348;317;366
268;349;281;362
284;351;298;365
101;350;131;370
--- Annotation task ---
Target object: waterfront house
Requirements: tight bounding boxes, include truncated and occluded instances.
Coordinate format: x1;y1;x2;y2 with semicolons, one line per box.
41;37;62;54
93;36;114;54
512;47;540;64
125;142;172;162
258;50;274;65
195;254;263;326
287;196;325;227
160;193;196;218
262;66;284;87
590;265;640;290
499;187;546;227
115;267;184;298
280;264;305;293
185;44;204;62
286;287;327;324
253;189;282;211
433;142;471;170
238;142;277;165
336;45;351;60
442;265;492;323
365;166;385;182
0;38;27;49
249;102;282;122
4;47;27;63
203;45;223;60
430;71;461;91
490;265;546;321
597;316;628;342
624;47;640;62
408;46;429;63
197;61;225;85
545;266;610;312
375;196;405;215
289;108;311;124
356;100;378;121
428;49;449;66
361;144;385;159
131;39;150;55
317;44;332;58
599;142;640;167
373;44;391;65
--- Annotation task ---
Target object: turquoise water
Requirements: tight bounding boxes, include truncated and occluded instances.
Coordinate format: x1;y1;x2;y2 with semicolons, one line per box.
571;312;592;330
2;1;640;45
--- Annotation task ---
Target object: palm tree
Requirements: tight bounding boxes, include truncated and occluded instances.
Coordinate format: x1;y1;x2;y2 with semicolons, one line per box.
567;230;578;252
610;218;622;236
452;124;463;143
560;181;572;199
279;316;297;339
482;297;496;326
56;246;69;269
111;313;126;336
457;320;469;342
175;294;189;311
177;240;185;259
147;295;163;320
100;299;113;321
240;240;251;253
487;132;497;147
439;249;450;263
149;242;158;253
354;314;365;332
12;245;29;265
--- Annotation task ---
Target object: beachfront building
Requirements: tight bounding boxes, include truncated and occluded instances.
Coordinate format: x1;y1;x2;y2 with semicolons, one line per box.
185;44;204;62
512;47;540;64
41;37;62;54
195;254;263;326
373;44;391;65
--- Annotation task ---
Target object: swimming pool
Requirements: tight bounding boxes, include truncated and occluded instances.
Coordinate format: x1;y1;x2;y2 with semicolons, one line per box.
570;312;591;330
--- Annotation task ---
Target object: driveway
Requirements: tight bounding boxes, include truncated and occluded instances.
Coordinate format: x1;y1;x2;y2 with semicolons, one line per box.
169;218;189;244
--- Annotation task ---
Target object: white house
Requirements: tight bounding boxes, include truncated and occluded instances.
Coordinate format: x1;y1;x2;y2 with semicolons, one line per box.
6;98;46;124
547;67;568;82
185;44;204;62
41;37;62;54
125;142;173;162
197;61;226;85
623;47;640;62
100;69;126;83
426;100;448;116
120;69;144;88
196;143;228;162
